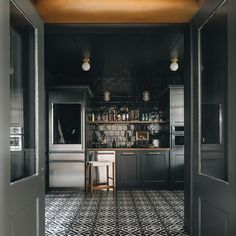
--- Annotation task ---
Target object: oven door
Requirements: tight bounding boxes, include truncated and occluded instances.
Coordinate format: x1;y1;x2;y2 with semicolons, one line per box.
171;133;184;148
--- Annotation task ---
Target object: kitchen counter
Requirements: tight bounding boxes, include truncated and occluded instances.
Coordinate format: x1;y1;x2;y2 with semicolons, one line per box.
85;147;183;189
86;148;171;151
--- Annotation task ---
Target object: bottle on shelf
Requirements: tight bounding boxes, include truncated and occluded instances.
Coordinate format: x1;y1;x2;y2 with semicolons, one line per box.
125;108;130;121
141;113;145;121
108;109;113;121
122;110;126;121
112;110;115;121
91;113;95;122
112;138;116;148
126;111;129;121
117;112;122;121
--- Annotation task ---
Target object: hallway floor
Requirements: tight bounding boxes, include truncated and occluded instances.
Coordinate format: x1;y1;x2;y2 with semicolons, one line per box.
45;190;187;236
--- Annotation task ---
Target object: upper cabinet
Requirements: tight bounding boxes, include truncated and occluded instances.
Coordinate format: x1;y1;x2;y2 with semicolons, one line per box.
169;86;184;126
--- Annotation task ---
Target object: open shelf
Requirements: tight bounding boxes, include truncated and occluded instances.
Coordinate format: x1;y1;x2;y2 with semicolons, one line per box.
88;120;166;124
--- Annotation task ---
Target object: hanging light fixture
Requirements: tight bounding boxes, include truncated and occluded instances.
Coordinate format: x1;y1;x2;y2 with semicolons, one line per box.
82;58;90;71
143;91;150;102
103;91;111;102
170;58;179;71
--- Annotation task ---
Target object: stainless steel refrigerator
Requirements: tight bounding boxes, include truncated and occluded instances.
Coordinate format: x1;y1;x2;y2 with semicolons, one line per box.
48;88;92;188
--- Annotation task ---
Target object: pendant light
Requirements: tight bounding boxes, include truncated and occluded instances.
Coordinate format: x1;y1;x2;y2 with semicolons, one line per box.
103;91;111;102
143;91;150;102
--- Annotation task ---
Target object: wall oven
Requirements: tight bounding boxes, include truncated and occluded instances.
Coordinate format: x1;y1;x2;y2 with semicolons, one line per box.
171;126;184;149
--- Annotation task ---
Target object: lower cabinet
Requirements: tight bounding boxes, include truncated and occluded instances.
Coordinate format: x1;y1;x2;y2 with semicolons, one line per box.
116;151;139;187
116;150;169;188
170;149;184;188
140;151;169;187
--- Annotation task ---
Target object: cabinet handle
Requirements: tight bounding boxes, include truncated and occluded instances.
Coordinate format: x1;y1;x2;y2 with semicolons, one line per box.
122;152;135;155
148;152;161;155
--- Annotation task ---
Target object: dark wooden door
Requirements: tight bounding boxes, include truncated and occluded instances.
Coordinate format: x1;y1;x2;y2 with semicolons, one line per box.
140;151;169;187
191;0;236;235
9;1;45;236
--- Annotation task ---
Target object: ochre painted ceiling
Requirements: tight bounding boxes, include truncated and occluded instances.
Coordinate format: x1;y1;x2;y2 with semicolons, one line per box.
34;0;200;23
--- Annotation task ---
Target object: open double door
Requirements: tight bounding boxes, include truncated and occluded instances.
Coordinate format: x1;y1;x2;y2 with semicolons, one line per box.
0;0;44;235
0;0;236;236
191;0;236;235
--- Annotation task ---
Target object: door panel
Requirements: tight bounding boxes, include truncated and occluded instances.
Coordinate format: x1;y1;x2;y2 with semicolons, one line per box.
170;87;184;126
0;0;11;235
191;0;236;235
170;150;184;188
10;1;45;236
140;151;169;186
200;199;228;236
199;0;228;181
116;152;139;187
12;200;38;236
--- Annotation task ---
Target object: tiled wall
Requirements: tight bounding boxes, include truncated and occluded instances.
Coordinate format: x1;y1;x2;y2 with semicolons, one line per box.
87;124;135;148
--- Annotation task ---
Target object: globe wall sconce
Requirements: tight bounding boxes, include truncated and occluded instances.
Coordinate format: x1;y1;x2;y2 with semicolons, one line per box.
170;58;179;71
82;58;90;71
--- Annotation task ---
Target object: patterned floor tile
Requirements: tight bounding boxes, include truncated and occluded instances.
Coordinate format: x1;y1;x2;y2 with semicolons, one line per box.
45;190;189;236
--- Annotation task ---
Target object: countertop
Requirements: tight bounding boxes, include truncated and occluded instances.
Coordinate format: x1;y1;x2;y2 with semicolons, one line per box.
86;148;171;151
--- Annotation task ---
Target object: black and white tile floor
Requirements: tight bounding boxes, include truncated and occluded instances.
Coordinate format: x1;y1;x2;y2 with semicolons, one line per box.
45;190;188;236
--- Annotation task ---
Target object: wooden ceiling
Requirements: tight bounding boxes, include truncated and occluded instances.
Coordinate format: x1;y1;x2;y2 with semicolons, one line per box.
34;0;200;23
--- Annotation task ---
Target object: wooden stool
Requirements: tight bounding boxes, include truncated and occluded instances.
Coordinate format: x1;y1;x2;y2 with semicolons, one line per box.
85;161;115;194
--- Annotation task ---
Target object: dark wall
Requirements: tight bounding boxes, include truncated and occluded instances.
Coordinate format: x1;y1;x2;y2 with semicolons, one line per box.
45;25;186;102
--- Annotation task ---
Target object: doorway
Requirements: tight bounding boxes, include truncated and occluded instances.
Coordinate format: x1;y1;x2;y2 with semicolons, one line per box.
44;26;189;235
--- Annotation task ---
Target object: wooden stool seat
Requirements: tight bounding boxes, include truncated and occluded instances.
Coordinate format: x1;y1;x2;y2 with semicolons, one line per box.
87;161;113;167
85;161;115;195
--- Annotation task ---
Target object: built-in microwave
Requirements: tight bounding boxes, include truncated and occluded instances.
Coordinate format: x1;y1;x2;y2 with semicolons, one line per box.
171;126;184;149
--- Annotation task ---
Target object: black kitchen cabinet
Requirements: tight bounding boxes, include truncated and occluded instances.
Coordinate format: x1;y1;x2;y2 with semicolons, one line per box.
116;151;139;187
140;151;169;187
116;150;169;188
170;149;184;189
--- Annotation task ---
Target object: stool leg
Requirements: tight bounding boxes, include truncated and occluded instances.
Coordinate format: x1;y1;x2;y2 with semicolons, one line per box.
85;164;88;194
107;165;109;192
86;164;89;195
112;162;115;194
90;164;93;195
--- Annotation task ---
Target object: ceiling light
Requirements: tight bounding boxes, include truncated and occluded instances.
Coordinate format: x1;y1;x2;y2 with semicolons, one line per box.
82;58;90;71
104;91;111;102
170;58;179;71
143;91;150;102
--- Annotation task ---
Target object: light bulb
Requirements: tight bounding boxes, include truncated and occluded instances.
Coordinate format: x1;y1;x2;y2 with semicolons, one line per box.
104;91;110;102
143;91;150;102
82;58;90;71
170;58;179;71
